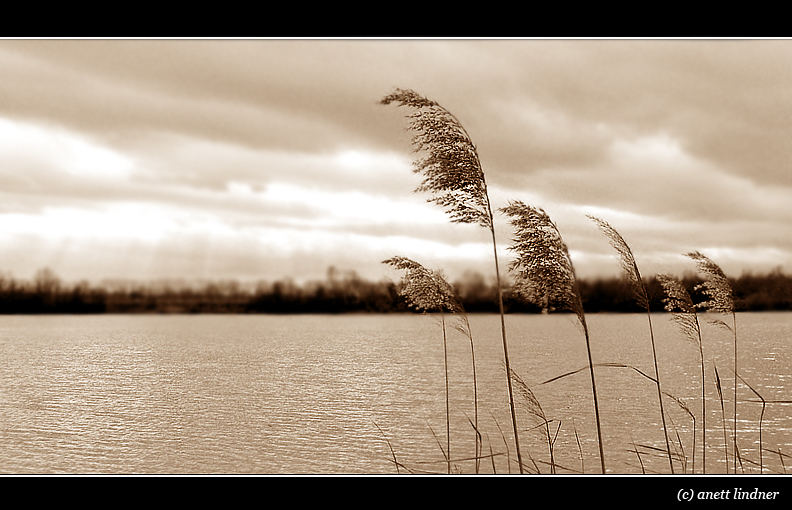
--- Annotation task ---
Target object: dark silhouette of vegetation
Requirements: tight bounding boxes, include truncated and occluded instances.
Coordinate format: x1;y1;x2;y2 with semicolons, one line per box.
1;266;790;315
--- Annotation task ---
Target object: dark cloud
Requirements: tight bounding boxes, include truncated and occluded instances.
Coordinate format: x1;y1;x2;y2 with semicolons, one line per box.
1;40;791;281
3;40;791;186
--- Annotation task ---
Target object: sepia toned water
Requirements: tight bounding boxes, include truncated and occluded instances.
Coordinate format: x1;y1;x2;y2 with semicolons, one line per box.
0;313;790;474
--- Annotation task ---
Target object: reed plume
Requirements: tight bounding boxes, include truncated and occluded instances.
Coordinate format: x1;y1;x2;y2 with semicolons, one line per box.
588;215;674;473
686;250;738;473
381;88;523;472
383;256;480;473
657;273;707;473
383;256;458;313
501;200;606;473
380;89;491;228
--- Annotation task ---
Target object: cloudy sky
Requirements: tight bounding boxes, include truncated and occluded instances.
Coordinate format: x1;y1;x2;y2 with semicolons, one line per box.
0;39;790;284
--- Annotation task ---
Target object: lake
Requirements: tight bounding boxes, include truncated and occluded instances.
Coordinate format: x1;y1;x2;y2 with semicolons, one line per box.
0;313;790;474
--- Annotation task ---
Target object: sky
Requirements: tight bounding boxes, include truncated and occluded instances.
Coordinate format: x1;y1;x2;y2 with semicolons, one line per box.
0;39;790;284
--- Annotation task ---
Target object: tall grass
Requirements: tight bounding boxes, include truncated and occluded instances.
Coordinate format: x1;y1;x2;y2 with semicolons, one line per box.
377;89;784;476
510;369;557;473
383;255;483;473
588;216;674;473
573;420;584;473
373;421;404;474
686;251;738;473
453;314;481;472
737;372;766;473
714;364;730;473
630;435;646;474
501;201;606;473
381;88;524;472
657;273;708;473
667;413;688;473
664;392;697;475
383;256;458;473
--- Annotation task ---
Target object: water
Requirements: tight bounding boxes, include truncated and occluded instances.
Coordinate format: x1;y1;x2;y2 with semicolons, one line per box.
0;313;790;474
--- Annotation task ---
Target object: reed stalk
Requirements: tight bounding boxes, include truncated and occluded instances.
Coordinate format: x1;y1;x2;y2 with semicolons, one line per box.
735;440;745;474
668;413;688;473
630;436;646;474
737;372;766;473
657;273;708;474
490;412;512;474
428;423;450;471
573;420;585;474
538;360;702;474
687;251;738;473
665;392;696;475
455;315;480;473
714;364;729;473
510;369;556;473
373;422;402;474
501;201;605;473
381;88;523;472
465;415;483;474
488;436;497;474
589;216;674;473
732;313;738;473
441;313;451;473
523;444;541;474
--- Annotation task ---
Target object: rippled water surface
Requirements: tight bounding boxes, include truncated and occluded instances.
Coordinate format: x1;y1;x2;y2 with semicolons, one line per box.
1;313;790;474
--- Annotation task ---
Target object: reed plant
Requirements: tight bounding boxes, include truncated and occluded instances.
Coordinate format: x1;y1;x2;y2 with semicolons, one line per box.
778;448;787;474
664;392;697;474
657;273;708;473
630;435;646;474
381;88;523;472
510;369;557;473
373;421;405;474
737;373;766;473
490;412;512;474
383;256;481;473
538;360;700;474
383;256;457;473
686;251;738;473
378;89;780;476
714;364;730;473
454;314;481;472
667;413;688;473
588;216;674;473
500;200;606;473
573;420;584;473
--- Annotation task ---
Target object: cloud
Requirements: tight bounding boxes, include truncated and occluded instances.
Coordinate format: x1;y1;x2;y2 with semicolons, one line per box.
0;40;790;282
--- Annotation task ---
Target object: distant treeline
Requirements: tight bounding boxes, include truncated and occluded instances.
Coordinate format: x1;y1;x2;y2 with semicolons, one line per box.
0;267;790;314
